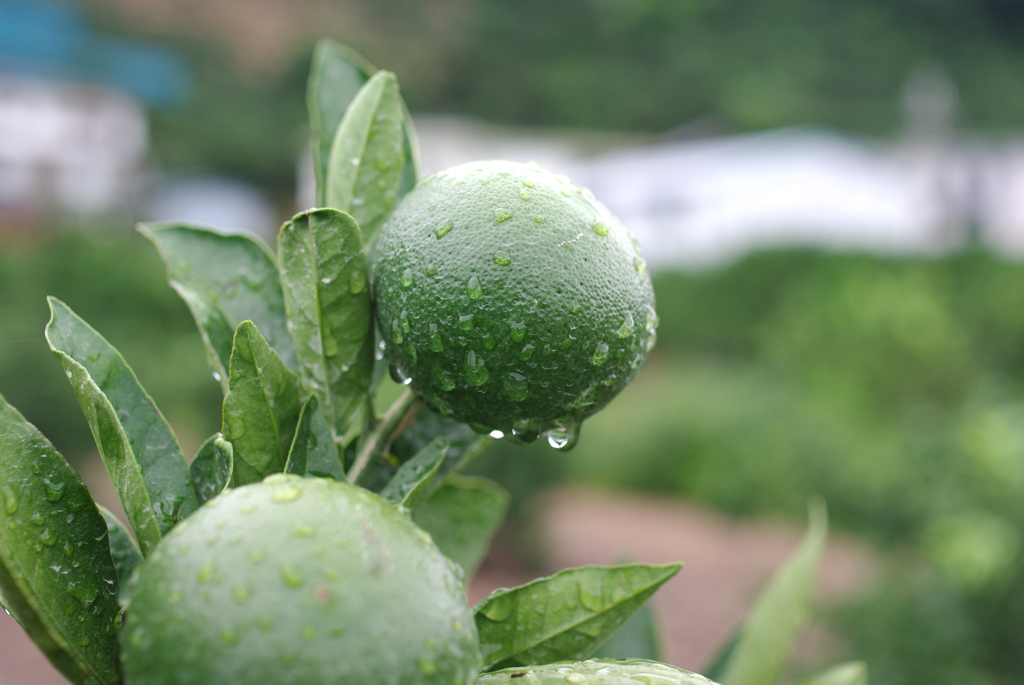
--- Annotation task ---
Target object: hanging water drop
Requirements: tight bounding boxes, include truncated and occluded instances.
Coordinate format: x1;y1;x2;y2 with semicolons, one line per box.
545;424;581;451
389;364;412;386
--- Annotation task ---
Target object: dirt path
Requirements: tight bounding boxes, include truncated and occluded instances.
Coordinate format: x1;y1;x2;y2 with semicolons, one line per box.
0;486;876;684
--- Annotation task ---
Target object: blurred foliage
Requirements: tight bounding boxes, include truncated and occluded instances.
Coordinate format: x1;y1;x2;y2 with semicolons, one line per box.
472;247;1024;685
88;0;1024;198
0;231;223;466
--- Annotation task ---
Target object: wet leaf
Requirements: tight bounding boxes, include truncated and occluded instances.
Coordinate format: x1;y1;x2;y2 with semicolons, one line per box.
221;321;303;486
97;505;142;589
719;501;828;685
307;38;420;207
45;298;196;554
278;209;374;440
592;600;661;661
0;391;121;685
475;563;682;671
789;661;868;685
413;475;509;579
391;408;490;485
380;437;449;510
139;222;296;391
325;71;405;244
189;434;234;505
222;321;301;485
285;395;344;480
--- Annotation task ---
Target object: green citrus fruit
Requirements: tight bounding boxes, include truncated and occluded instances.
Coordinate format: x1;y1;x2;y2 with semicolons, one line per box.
120;475;479;685
479;659;719;685
370;160;657;447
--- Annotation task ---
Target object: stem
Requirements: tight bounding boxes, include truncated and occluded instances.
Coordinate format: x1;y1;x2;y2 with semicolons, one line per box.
347;388;423;484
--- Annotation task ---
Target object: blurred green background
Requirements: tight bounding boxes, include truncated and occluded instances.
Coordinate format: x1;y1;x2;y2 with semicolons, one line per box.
5;1;1024;684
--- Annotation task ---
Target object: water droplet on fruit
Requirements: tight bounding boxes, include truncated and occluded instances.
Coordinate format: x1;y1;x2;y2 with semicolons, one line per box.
645;305;659;333
233;586;250;602
419;658;438;675
545;424;581;451
389;364;412;385
433;220;453;239
467;275;483;300
511;423;540;444
561;190;572;197
519;343;535;361
452;619;464;632
616;312;635;338
30;512;44;526
502;373;529;401
401;269;415;287
220;629;237;645
558;336;577;351
377;339;386;360
39;528;55;547
464;351;490;386
2;484;17;514
489;430;505;439
293;524;315;537
509;321;526;343
281;565;304;588
591;343;609;367
523;179;535;188
425;266;437;276
459;314;473;330
428;324;444;352
634;257;647;274
400;311;411;333
493;209;513;224
212;370;222;382
493;251;511;266
432;364;456;391
197;562;215;583
592;221;609;236
272;486;301;503
520;191;530;201
566;674;586;684
302;626;316;640
79;636;90;647
532;216;545;223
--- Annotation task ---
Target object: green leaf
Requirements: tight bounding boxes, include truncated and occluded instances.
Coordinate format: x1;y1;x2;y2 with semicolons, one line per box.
222;321;304;486
0;391;121;685
324;71;406;243
475;563;682;671
788;662;868;685
285;395;345;480
719;501;828;685
97;505;142;589
307;39;420;207
189;433;234;505
412;475;509;579
392;408;489;481
380;437;449;510
592;600;661;661
45;297;196;554
139;222;297;391
278;209;374;439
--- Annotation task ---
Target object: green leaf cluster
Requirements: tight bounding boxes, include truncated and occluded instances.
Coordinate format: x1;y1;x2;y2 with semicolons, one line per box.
0;38;862;685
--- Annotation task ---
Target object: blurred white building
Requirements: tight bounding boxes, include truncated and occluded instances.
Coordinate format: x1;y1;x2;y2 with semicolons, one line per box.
0;74;147;219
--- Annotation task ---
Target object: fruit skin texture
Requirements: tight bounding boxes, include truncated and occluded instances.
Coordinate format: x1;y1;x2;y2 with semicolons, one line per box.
120;474;479;685
371;160;657;440
479;659;719;685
